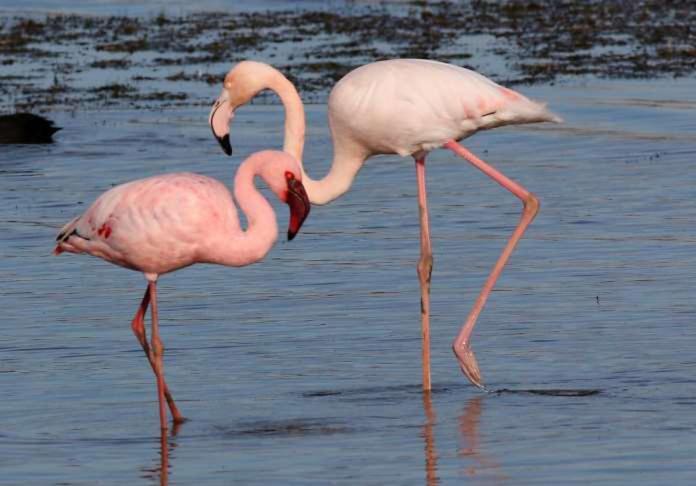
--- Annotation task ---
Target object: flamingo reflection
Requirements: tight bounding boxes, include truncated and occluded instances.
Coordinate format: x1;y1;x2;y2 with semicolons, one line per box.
458;397;506;480
142;422;180;485
422;391;439;485
421;393;507;483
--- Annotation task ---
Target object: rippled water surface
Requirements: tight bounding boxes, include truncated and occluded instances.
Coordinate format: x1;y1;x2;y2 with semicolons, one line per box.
2;70;696;484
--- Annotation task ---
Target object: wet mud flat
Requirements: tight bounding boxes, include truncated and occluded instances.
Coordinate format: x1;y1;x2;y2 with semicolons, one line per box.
1;0;695;112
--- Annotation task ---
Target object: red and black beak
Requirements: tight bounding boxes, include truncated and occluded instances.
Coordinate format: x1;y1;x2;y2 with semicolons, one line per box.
209;90;234;156
285;172;311;241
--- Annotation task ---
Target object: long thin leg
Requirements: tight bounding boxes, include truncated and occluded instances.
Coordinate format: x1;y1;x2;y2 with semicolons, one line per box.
148;280;169;431
131;287;185;424
444;140;540;388
415;156;433;391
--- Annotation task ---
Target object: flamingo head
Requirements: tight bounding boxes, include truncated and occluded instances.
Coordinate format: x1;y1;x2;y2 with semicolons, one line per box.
252;150;311;241
210;61;279;156
284;169;311;241
209;88;234;155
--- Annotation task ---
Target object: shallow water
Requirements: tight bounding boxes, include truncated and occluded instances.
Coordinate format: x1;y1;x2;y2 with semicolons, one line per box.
2;69;696;484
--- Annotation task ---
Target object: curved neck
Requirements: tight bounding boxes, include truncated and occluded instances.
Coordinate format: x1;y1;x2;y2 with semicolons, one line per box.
266;71;305;164
300;141;367;205
268;69;366;206
216;160;278;267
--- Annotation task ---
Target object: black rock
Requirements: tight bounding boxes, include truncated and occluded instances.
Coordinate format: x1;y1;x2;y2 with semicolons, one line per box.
0;113;61;144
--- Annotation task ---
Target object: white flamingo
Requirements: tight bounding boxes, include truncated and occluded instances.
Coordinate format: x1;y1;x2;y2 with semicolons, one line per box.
210;59;561;390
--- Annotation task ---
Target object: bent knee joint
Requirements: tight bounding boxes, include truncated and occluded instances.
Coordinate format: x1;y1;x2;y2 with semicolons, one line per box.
131;323;145;341
523;192;540;218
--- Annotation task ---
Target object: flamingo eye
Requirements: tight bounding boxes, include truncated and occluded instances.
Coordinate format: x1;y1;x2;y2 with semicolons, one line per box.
285;171;295;181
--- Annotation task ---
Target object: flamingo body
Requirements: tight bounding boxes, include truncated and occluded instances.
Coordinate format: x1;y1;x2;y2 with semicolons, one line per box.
57;173;242;275
328;59;560;158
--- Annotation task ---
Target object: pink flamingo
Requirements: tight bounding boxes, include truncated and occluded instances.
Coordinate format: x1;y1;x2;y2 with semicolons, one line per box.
54;150;311;430
209;60;561;391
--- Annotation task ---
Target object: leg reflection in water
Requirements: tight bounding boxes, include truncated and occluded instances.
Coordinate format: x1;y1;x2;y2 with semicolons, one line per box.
421;393;505;484
143;421;181;485
458;397;506;480
422;391;439;485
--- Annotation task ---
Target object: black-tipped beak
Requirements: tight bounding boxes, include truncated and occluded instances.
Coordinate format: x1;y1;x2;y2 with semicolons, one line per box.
209;91;234;156
286;176;311;241
217;133;232;156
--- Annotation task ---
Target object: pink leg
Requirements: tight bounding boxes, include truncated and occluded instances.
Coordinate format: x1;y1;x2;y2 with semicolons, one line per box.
444;140;540;388
415;157;433;391
148;280;170;431
131;287;185;424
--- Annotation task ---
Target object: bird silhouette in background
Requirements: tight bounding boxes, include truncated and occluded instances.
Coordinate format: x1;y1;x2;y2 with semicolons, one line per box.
0;113;61;143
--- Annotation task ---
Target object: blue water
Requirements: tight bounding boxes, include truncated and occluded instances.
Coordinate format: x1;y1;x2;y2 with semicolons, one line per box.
2;76;696;484
2;1;696;483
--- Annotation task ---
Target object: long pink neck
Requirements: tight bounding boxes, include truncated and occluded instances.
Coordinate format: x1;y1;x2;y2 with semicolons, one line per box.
219;156;278;266
267;70;365;206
